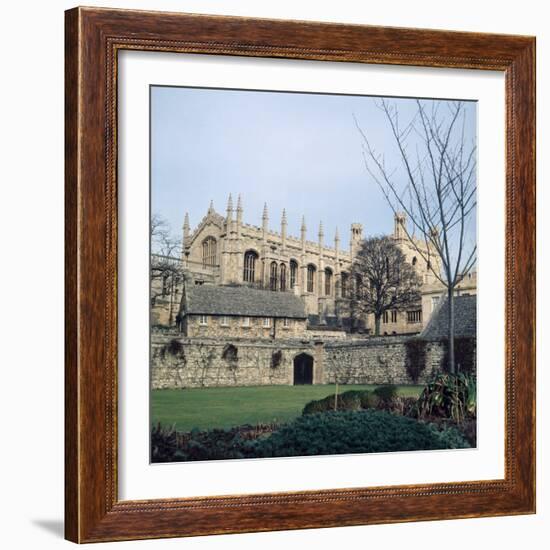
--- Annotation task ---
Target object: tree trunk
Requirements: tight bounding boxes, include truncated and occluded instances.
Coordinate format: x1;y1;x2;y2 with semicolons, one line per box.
447;287;456;374
374;314;381;336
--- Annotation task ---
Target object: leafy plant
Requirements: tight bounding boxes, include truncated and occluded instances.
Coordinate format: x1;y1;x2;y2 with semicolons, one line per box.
412;372;476;423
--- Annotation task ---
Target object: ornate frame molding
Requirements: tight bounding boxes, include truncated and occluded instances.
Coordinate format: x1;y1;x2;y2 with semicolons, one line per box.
65;7;535;542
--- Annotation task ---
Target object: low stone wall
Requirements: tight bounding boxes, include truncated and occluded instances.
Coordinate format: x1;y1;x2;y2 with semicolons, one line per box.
151;329;473;389
323;337;445;385
151;330;318;389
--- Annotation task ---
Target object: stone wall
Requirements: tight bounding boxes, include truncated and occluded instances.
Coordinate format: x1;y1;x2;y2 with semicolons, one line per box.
323;337;445;385
151;330;318;389
151;329;473;389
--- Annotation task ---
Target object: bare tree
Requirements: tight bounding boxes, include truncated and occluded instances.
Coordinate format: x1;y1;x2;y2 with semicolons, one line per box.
151;214;184;325
349;236;421;336
355;99;476;372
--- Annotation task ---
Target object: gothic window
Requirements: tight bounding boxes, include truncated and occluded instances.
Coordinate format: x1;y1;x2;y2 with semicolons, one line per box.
280;263;287;291
202;237;217;268
290;260;298;288
270;261;278;291
391;310;398;323
340;272;349;298
307;264;316;293
324;268;333;296
243;250;258;283
383;311;389;324
412;256;418;266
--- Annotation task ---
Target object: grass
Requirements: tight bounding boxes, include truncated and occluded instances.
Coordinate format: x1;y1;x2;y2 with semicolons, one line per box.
151;384;423;432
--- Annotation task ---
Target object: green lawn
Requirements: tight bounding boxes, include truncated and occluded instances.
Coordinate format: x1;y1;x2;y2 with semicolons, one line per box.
151;384;423;432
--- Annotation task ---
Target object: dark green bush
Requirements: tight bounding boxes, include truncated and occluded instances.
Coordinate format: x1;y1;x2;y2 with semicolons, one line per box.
426;423;471;449
373;384;398;402
302;390;374;415
248;410;470;458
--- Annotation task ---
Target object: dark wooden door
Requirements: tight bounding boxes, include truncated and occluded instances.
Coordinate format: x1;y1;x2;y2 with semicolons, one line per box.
293;353;313;385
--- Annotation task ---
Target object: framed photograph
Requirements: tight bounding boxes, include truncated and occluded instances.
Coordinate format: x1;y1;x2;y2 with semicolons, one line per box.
65;7;535;543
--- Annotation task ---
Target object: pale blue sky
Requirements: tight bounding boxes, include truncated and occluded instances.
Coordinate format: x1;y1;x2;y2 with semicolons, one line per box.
151;86;476;250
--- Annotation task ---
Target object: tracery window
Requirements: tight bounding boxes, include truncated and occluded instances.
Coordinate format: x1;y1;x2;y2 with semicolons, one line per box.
270;261;278;291
324;268;333;296
307;264;316;293
202;237;217;268
290;260;298;288
280;263;287;291
243;250;258;283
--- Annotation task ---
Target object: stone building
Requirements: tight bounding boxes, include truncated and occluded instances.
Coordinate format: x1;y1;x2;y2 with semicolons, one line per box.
151;294;476;389
154;196;442;333
420;271;477;329
177;284;308;339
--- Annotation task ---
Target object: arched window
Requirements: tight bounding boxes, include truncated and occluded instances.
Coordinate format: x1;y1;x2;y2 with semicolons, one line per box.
412;256;418;266
280;263;287;291
340;272;349;298
307;264;316;293
324;268;333;296
202;237;217;268
290;260;298;288
270;261;278;291
243;250;258;283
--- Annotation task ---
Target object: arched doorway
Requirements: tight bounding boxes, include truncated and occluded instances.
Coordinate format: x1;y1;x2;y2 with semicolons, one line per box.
293;353;314;385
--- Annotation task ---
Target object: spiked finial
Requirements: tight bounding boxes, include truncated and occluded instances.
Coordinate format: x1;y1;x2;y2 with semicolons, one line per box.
226;193;233;212
281;209;287;225
301;215;307;232
208;200;214;214
262;202;269;220
335;226;340;242
236;194;243;212
183;212;190;230
318;220;324;237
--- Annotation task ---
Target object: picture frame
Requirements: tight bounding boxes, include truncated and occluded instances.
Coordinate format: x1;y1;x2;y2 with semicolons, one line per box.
64;6;535;543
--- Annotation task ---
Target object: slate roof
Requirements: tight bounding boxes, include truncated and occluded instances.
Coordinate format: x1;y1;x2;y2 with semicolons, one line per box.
180;285;307;319
420;294;477;340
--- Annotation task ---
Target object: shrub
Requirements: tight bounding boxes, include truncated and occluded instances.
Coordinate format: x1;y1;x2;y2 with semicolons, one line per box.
426;423;471;449
412;372;477;423
151;422;178;462
248;410;470;458
302;390;372;415
373;384;398;402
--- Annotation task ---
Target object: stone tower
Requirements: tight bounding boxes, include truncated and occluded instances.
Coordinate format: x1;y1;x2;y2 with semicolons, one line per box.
394;212;407;240
350;222;363;258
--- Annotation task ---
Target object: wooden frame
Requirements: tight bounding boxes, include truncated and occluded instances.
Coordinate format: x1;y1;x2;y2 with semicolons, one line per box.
65;6;536;543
